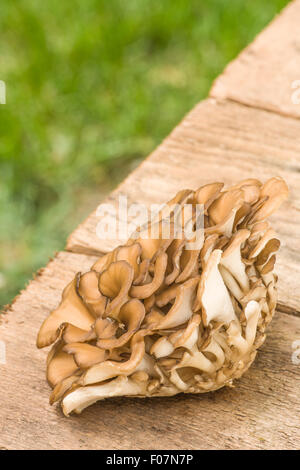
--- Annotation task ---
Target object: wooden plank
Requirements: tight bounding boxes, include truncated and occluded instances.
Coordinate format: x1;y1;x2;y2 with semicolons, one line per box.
66;99;300;314
210;0;300;118
0;251;299;450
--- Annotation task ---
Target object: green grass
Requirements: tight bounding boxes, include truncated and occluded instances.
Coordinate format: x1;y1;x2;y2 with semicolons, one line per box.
0;0;289;307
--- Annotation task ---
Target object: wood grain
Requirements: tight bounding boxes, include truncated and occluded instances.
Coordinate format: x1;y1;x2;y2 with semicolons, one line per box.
0;251;299;450
2;2;300;450
210;0;300;118
66;99;300;314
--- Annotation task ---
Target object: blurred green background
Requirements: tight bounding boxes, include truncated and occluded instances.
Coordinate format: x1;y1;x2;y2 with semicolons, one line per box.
0;0;289;308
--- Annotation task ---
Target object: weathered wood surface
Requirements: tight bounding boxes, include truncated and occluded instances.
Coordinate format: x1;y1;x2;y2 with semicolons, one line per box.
0;252;299;450
211;0;300;118
2;0;300;450
67;99;300;314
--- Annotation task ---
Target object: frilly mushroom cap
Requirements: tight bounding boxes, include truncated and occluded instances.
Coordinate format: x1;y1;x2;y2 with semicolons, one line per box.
99;260;134;318
37;176;288;415
37;278;95;349
96;299;145;349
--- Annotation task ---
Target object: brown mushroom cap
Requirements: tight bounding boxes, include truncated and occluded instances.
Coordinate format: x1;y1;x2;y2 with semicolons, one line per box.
208;189;244;225
130;253;167;299
77;271;107;317
80;330;148;386
99;260;134;317
250;177;289;222
37;278;95;349
194;182;224;208
97;299;145;349
58;322;95;344
63;342;108;369
115;243;142;280
47;342;79;388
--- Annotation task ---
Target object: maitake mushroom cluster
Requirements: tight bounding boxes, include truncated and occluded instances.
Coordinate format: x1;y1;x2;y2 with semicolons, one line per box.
37;177;288;416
